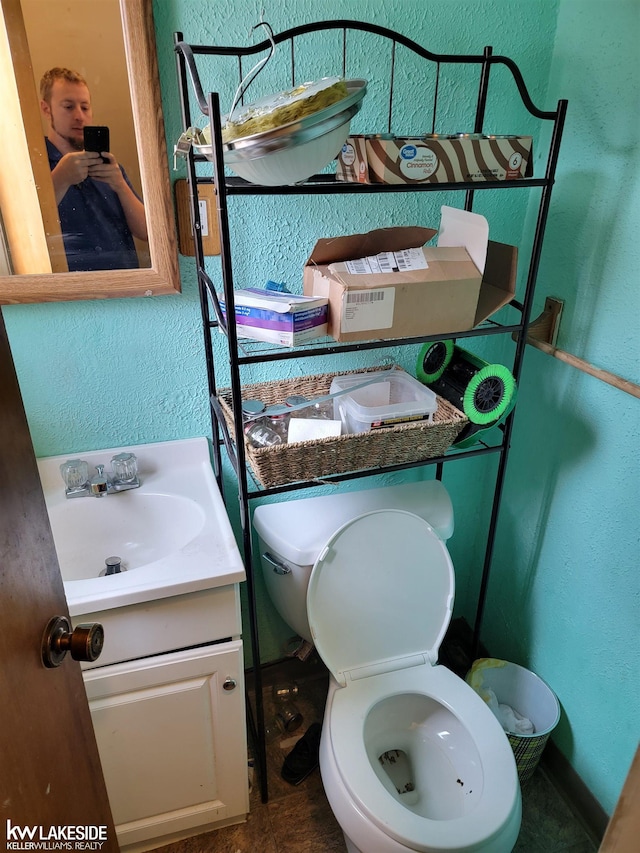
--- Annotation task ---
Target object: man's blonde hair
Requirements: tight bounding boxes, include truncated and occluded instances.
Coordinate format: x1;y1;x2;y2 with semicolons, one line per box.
40;67;89;104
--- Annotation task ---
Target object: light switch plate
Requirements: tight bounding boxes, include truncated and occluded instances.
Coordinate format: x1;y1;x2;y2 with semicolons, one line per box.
175;179;221;256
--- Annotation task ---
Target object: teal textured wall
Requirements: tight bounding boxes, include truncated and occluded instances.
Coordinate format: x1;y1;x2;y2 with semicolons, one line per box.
478;0;640;818
2;0;637;817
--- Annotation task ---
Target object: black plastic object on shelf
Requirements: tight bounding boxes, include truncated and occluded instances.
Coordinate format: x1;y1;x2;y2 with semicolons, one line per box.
417;340;517;448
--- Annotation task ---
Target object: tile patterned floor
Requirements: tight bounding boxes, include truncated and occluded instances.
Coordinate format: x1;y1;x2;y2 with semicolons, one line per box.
152;657;599;853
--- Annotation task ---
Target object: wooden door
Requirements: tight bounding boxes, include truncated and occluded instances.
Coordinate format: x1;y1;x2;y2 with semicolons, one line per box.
0;312;118;850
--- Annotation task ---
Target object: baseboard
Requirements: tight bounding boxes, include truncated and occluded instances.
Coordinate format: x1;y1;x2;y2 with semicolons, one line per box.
539;729;609;844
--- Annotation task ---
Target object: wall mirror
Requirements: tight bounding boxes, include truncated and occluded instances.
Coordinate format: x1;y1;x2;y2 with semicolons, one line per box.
0;0;180;303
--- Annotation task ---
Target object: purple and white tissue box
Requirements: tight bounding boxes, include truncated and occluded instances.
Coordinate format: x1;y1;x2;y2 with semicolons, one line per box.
219;288;328;347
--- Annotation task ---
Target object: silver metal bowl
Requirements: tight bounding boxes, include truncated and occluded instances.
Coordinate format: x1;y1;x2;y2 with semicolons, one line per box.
194;79;367;175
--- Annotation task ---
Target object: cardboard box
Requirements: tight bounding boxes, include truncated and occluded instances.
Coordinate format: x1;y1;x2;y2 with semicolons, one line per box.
335;135;370;183
303;208;517;342
336;134;533;184
219;288;328;347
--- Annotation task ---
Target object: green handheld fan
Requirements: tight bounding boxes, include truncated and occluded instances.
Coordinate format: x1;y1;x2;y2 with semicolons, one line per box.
416;340;517;448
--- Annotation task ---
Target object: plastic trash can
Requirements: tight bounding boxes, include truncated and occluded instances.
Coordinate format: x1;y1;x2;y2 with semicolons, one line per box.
466;658;561;783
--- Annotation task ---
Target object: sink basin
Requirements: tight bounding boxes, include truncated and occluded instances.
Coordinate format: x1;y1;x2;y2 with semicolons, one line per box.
37;438;245;617
48;493;206;581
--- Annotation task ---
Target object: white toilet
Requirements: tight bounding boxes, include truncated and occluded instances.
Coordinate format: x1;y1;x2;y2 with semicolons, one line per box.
253;482;521;853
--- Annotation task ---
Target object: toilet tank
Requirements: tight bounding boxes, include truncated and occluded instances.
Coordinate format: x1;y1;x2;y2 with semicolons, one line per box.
253;480;454;568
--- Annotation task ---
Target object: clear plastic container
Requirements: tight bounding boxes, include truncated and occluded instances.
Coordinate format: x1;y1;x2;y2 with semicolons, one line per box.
329;370;437;434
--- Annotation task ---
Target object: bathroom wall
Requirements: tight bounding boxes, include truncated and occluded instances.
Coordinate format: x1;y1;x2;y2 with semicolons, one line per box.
477;0;640;819
2;0;636;818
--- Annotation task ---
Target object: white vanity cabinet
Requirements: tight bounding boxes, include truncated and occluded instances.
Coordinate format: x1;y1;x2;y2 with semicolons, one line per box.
38;439;249;849
79;583;249;853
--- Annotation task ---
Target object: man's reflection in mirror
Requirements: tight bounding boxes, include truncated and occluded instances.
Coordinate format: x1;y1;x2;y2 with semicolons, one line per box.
40;67;147;271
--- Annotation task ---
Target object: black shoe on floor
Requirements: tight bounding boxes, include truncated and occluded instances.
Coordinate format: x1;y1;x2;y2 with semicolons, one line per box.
281;722;322;785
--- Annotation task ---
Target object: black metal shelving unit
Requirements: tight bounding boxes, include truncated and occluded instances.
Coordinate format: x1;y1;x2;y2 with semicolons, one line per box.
174;21;567;805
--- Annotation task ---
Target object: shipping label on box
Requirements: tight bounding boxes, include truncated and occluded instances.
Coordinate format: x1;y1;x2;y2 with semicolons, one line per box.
219;288;328;347
341;284;395;333
336;135;533;184
336;248;430;332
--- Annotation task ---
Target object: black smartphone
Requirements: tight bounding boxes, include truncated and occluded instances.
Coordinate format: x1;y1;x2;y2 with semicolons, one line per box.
83;126;109;162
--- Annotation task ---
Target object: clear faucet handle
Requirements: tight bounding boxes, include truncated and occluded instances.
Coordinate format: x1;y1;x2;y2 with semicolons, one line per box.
60;459;89;491
111;452;138;482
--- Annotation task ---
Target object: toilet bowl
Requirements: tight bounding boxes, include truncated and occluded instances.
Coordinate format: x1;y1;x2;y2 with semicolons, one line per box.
253;486;521;852
321;667;521;853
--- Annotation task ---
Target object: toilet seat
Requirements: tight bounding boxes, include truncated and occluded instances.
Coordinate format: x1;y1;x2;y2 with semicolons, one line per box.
308;509;520;851
307;509;455;687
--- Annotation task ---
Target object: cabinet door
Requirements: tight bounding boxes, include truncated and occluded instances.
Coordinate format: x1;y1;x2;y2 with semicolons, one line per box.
83;640;248;849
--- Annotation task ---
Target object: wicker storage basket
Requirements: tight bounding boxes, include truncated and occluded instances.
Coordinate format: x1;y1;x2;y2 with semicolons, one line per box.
218;368;468;489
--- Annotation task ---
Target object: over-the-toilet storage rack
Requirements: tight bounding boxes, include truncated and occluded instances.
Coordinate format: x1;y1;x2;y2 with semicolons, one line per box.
174;20;567;803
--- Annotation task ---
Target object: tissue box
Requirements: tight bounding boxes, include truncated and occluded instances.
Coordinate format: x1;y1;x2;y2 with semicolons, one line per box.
219;289;328;346
303;207;517;342
336;134;533;184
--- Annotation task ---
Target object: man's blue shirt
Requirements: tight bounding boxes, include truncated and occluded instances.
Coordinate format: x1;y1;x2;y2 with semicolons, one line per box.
46;138;140;271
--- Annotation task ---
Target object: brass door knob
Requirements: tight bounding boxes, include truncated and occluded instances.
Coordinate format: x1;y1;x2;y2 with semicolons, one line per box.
42;616;104;668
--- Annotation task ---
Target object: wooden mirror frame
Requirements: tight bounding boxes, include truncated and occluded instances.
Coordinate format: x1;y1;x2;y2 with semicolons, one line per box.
0;0;180;304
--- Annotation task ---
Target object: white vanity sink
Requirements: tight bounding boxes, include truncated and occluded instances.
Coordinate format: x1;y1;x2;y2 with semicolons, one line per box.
37;437;245;618
39;439;250;846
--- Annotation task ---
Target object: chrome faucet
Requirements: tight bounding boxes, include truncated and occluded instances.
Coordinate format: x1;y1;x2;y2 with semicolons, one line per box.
90;464;109;497
60;453;140;499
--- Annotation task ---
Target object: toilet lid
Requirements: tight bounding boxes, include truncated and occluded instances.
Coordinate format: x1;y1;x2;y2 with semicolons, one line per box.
307;510;454;686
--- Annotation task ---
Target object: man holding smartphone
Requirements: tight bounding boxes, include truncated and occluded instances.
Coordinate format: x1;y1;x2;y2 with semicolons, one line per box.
39;67;147;271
